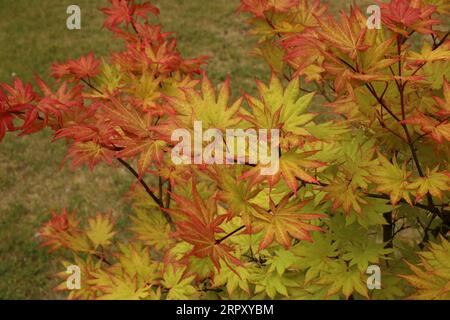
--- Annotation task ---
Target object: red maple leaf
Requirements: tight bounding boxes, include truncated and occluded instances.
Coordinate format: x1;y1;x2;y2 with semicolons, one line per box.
0;89;15;141
238;0;299;18
166;182;241;269
101;0;159;31
379;0;439;35
403;113;450;144
51;53;100;81
68;52;101;79
1;77;36;109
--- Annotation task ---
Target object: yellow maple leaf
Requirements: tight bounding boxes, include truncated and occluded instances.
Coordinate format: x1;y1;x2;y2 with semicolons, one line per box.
86;213;116;248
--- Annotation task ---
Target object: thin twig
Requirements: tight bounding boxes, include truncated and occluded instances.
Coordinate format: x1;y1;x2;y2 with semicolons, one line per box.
216;225;245;244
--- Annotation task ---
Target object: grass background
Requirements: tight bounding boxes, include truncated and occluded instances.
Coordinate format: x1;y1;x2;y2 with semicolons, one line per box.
0;0;373;299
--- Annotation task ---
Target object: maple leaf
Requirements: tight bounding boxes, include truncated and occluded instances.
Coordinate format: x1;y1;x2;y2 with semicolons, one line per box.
212;261;252;296
117;138;166;177
104;98;169;176
101;0;159;31
408;41;450;64
294;0;328;28
39;209;91;253
422;0;450;14
369;154;413;206
267;0;299;12
434;78;450;116
116;243;160;284
402;112;450;143
240;149;324;193
315;6;370;60
0;89;15;142
133;2;160;20
318;262;369;299
379;0;439;35
322;177;368;214
101;0;134;30
105;98;152;137
240;75;317;135
127;72;163;111
86;213;116;248
283;31;327;82
213;167;262;225
251;264;299;298
252;195;325;249
69;52;101;79
238;0;299;18
166;181;241;269
27;77;84;128
409;166;450;201
1;77;36;109
51;53;101;81
55;256;101;300
343;241;392;272
237;0;269;18
266;248;301;275
292;233;339;283
51;62;72;79
64;141;116;171
278;149;324;190
92;270;154;300
401;236;450;300
162;265;198;300
171;75;241;131
129;208;173;251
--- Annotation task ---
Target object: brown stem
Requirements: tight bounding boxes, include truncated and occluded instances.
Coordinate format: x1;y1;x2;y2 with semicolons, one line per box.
80;78;103;95
116;158;174;227
419;214;437;248
165;182;172;209
433;31;449;50
93;252;112;266
383;211;394;249
216;225;245;244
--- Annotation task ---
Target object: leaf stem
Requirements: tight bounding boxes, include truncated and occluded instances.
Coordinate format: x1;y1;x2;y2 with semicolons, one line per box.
216;225;245;244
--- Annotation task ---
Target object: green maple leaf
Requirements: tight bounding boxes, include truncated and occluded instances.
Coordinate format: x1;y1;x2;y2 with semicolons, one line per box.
91;270;153;300
251;267;298;299
292;233;339;283
318;262;369;299
343;241;392;272
371;272;406;300
162;265;198;300
172;75;241;131
241;75;316;136
326;214;368;246
267;248;301;276
212;261;253;296
116;243;160;284
345;198;391;228
401;236;450;300
129;208;172;251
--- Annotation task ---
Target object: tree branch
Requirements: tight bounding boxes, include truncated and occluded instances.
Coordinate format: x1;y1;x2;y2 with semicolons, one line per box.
116;158;175;228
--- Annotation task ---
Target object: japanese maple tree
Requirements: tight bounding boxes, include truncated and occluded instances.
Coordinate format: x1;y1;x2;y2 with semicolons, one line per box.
0;0;449;299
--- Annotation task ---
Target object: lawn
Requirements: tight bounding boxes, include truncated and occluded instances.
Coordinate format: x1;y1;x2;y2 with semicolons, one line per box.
0;0;373;299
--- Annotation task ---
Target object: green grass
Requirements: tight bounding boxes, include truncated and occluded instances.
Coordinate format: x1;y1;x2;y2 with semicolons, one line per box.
0;0;374;299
